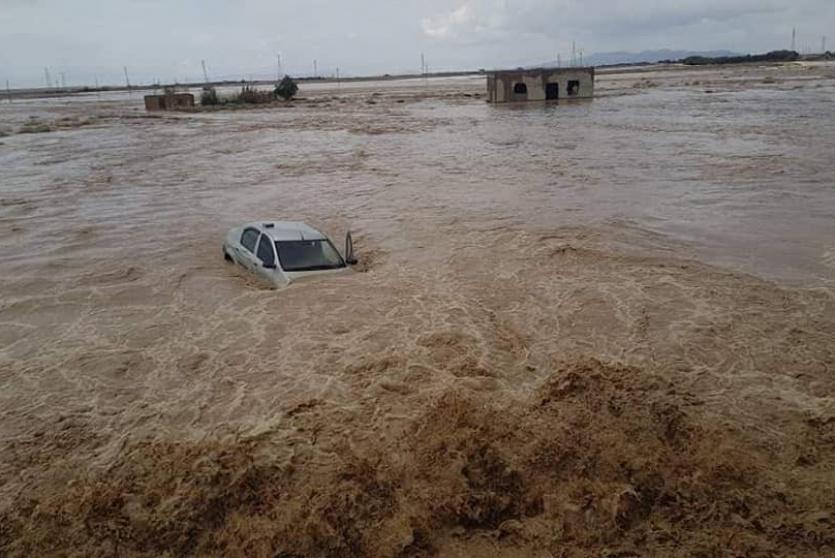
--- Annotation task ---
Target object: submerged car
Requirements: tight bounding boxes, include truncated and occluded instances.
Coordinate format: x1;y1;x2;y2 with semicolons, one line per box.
223;221;357;287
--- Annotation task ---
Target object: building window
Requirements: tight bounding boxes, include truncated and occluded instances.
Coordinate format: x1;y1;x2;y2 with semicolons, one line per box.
567;80;580;96
513;83;527;95
546;83;559;100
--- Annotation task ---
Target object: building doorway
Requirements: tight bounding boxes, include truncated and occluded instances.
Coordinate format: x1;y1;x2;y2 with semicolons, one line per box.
546;82;559;100
512;82;528;101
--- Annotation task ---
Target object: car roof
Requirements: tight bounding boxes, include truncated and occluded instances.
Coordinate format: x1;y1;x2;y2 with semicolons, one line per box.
247;221;328;242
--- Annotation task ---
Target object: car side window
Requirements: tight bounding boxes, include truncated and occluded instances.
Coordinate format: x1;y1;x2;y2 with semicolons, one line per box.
240;228;259;253
256;235;275;266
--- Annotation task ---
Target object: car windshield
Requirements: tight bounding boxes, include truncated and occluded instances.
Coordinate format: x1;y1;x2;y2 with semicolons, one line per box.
276;240;345;272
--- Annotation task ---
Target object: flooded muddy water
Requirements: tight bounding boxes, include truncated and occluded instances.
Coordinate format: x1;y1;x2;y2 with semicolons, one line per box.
1;63;834;556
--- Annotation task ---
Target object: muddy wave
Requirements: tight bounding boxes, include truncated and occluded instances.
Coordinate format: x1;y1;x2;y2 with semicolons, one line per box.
2;359;833;557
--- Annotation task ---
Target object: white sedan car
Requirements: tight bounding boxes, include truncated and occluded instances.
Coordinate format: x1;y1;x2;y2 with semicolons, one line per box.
223;221;356;287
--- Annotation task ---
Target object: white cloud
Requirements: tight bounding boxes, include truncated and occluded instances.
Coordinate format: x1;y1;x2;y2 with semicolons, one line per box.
421;2;477;38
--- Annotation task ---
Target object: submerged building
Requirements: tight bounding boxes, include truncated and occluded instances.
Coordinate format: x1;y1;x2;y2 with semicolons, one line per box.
486;67;594;103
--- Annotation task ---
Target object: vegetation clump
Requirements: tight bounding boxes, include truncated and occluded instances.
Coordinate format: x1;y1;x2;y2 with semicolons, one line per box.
200;82;296;107
19;117;52;134
200;86;219;106
274;76;299;101
235;84;273;104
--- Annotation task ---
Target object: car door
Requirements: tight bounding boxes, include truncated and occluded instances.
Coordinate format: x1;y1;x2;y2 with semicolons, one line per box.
237;227;261;271
254;234;279;286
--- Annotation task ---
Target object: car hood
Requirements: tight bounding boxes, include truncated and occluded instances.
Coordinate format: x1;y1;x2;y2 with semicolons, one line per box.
283;266;350;285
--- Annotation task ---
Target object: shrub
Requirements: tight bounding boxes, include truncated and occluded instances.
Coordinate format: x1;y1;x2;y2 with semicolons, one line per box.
201;87;219;106
274;76;299;101
235;85;273;104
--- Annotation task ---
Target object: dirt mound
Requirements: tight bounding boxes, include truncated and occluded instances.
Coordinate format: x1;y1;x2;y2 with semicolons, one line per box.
2;359;833;557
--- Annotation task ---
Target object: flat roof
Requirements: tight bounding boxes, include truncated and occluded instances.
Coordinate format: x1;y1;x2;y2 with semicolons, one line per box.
488;67;595;77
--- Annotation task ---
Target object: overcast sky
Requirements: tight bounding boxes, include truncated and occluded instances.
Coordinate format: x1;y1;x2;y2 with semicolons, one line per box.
1;0;832;87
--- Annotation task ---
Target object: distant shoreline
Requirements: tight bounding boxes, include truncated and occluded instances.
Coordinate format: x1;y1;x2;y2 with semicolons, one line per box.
4;54;831;101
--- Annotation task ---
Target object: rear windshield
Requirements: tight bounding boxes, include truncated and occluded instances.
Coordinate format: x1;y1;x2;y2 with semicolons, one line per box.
276;240;345;272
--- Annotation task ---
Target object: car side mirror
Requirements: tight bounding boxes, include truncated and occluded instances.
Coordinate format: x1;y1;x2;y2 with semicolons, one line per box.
345;231;357;265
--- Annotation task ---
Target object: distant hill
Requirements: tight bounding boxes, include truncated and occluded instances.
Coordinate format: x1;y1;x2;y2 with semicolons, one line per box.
533;49;741;68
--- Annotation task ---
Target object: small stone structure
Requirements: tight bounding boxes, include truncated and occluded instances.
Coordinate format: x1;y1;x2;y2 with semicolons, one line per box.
486;67;594;103
144;92;195;111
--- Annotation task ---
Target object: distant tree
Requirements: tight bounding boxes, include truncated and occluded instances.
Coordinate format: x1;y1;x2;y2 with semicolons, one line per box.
274;76;299;100
681;50;800;66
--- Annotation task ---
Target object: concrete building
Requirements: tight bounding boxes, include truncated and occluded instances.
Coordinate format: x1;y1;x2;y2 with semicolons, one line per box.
486;67;594;103
144;92;195;111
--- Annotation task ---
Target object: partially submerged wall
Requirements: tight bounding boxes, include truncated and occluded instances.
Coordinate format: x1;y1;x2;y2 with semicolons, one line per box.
144;93;195;111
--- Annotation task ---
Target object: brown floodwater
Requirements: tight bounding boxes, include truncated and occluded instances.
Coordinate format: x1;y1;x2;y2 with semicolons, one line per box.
1;63;834;556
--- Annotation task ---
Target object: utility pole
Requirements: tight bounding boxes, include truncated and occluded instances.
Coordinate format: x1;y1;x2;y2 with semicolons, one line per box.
822;36;827;53
276;53;281;80
123;66;131;94
201;59;209;83
44;67;52;89
791;27;796;51
421;52;425;75
313;59;317;77
6;80;11;103
336;67;340;90
579;49;584;67
60;72;66;89
557;54;561;67
571;41;576;66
